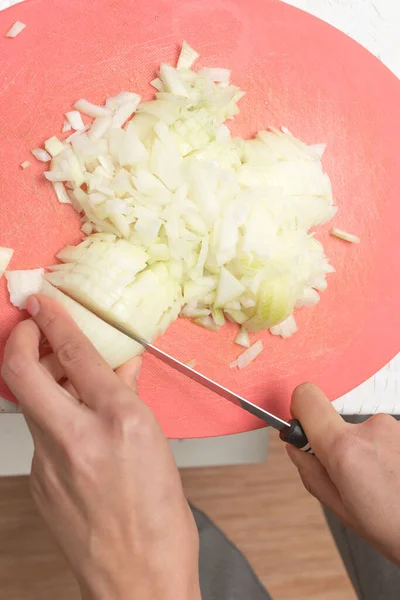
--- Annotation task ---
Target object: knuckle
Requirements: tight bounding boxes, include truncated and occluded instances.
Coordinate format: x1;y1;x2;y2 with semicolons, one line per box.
38;309;58;332
327;430;363;475
56;339;85;368
1;353;30;382
364;413;396;430
109;399;154;442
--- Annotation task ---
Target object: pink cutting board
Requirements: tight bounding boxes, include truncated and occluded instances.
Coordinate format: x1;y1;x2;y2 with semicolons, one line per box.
1;0;399;438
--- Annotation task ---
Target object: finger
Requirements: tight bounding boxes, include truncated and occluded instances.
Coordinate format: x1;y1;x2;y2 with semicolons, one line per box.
58;357;142;404
27;295;122;411
62;380;79;400
290;383;347;462
115;357;142;391
40;354;65;382
2;319;76;433
286;445;350;526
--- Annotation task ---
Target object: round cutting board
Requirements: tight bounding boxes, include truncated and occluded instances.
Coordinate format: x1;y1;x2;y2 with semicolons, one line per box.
0;0;399;438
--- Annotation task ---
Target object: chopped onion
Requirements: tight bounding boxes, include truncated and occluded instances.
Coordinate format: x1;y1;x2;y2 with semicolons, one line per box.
81;222;93;235
74;99;112;118
185;359;197;369
20;160;31;169
44;171;69;182
5;21;26;38
44;136;65;157
65;126;90;143
330;228;360;244
35;42;340;349
234;327;250;348
215;268;245;308
31;148;51;162
177;41;199;70
0;247;14;279
150;78;164;91
229;340;264;369
65;110;86;131
310;143;327;159
200;68;231;83
6;269;44;309
88;116;112;141
193;315;220;332
52;181;71;204
270;315;298;338
62;119;72;133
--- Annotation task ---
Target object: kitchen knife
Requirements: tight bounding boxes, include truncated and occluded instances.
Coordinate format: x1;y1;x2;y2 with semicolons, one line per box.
66;297;312;452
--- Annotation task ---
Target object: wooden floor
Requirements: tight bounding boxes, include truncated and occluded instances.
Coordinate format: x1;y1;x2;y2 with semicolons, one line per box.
0;433;355;599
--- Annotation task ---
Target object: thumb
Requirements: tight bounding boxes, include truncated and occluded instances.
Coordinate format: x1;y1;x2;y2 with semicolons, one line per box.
290;383;348;463
115;356;142;392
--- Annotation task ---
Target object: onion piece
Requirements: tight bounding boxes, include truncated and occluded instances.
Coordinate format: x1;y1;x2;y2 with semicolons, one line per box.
106;91;140;110
74;99;112;118
44;171;69;182
65;125;90;143
44;136;65;157
31;148;51;162
185;359;197;369
270;315;298;338
113;102;138;128
62;120;72;133
52;181;71;204
211;307;225;327
20;160;31;169
330;228;360;244
310;143;327;159
229;340;263;369
177;41;199;70
159;64;189;98
81;222;93;235
65;110;86;131
6;268;44;309
150;78;164;91
0;247;14;279
215;267;245;307
234;327;250;348
5;21;26;38
193;315;220;332
200;68;231;83
88;116;112;141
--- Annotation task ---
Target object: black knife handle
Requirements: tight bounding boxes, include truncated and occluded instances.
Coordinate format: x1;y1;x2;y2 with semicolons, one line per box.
279;419;313;454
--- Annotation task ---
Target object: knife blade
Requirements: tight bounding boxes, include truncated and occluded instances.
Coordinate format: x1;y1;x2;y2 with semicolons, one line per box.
62;295;311;451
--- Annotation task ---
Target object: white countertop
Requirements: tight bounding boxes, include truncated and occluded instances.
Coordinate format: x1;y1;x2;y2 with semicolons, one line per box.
0;0;399;473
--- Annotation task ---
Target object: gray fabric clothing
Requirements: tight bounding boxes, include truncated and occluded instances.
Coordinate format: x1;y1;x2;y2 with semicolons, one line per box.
192;505;272;600
324;508;400;600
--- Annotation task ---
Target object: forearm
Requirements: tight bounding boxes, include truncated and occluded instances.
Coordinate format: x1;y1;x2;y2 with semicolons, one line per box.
80;565;201;600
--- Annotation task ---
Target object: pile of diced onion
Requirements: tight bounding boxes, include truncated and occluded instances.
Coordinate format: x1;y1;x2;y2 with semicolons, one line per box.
4;42;344;369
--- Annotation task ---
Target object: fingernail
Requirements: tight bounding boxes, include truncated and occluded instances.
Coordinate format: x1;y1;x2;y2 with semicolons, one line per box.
26;296;40;317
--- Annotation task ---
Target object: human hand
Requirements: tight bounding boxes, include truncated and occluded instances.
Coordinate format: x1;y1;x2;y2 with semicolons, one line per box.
1;295;200;600
286;384;400;566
